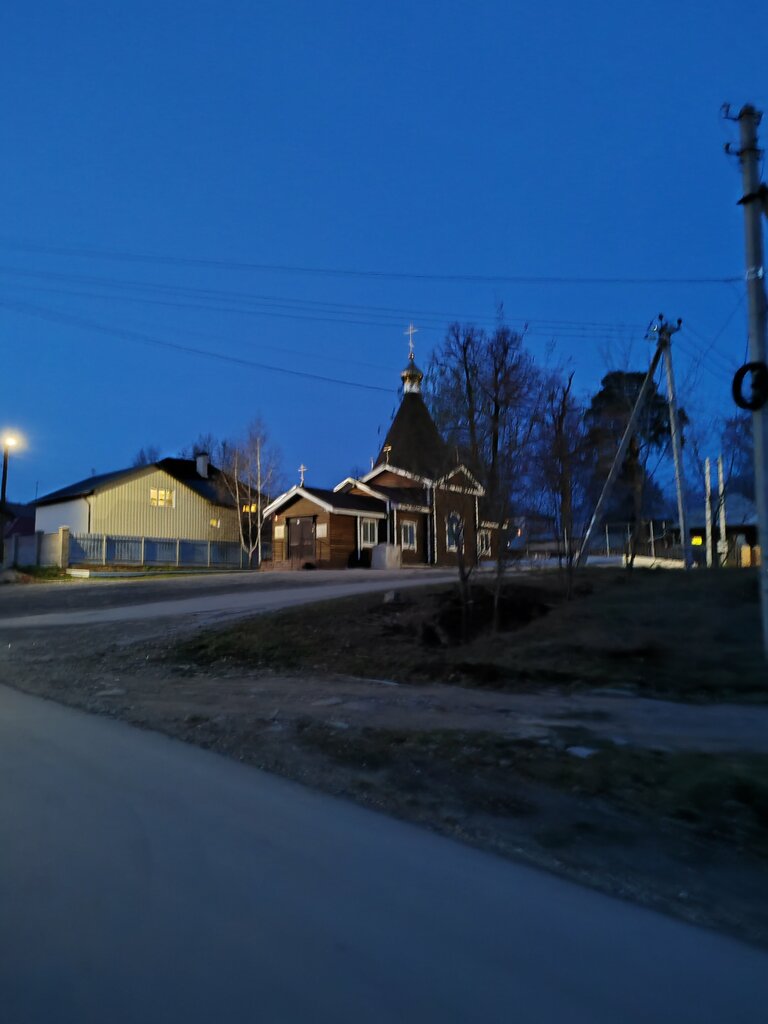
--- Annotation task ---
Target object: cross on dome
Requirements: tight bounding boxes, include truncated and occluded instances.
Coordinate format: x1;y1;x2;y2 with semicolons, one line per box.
400;326;424;393
404;322;418;360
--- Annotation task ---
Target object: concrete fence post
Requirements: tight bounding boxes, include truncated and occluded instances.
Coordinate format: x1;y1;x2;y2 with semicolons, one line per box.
102;534;107;566
59;527;70;569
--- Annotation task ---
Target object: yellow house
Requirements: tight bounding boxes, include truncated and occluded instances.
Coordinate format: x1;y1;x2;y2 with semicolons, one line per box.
34;454;241;542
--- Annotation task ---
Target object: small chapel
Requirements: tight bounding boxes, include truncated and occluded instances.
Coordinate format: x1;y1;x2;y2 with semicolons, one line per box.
264;342;500;569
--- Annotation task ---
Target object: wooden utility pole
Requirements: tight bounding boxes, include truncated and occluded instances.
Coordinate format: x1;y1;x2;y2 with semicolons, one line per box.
576;341;665;566
658;318;692;570
704;457;713;568
577;315;691;569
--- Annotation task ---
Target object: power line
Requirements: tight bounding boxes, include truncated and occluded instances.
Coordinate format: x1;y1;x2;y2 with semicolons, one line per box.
0;298;397;394
0;264;648;334
0;237;742;286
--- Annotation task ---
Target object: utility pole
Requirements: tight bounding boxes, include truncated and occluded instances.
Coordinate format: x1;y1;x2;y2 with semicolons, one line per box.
705;457;713;568
727;104;768;654
658;317;692;569
717;454;728;567
576;341;665;566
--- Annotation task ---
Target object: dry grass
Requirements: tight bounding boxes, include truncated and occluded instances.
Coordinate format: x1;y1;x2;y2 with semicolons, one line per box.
178;568;767;701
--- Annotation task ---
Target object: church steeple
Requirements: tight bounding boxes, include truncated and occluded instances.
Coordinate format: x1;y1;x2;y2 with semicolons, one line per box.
401;322;423;394
372;326;449;478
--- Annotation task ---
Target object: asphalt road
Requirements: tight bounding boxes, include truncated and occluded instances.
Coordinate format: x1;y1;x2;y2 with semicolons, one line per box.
0;568;455;628
1;685;766;1024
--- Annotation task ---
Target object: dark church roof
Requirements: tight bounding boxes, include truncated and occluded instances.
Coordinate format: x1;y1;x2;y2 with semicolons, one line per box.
374;393;451;480
301;487;385;514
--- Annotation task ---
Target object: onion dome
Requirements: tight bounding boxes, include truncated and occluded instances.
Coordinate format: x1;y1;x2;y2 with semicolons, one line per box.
401;351;424;394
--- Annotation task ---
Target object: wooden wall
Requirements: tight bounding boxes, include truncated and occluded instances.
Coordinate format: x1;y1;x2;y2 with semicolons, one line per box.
271;498;360;567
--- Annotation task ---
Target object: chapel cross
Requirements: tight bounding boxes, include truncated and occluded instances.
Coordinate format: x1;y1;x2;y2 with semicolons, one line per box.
404;322;418;358
298;463;307;486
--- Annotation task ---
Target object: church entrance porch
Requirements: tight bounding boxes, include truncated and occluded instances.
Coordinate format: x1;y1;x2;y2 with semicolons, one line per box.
288;517;315;561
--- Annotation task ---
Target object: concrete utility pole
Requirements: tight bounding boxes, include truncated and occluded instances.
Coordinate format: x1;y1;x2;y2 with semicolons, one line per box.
730;104;768;654
658;318;692;570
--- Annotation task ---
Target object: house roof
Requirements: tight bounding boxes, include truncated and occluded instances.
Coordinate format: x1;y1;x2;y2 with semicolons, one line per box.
263;485;386;519
36;458;236;508
374;393;451;480
688;492;757;530
302;486;385;514
363;484;431;509
333;477;431;510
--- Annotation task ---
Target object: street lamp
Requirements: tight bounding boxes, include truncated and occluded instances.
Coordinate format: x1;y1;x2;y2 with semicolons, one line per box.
0;435;18;565
1;435;18;506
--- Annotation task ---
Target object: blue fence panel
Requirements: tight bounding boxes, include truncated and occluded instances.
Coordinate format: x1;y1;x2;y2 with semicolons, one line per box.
144;538;178;565
70;534;103;564
107;536;142;564
68;533;254;569
179;540;208;566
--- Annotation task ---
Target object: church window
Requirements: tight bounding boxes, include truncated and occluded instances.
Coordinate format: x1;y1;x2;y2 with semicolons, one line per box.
446;513;463;552
361;519;378;547
400;521;417;551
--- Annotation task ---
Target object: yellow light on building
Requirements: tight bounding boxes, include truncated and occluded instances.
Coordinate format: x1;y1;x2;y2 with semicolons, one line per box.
692;535;703;546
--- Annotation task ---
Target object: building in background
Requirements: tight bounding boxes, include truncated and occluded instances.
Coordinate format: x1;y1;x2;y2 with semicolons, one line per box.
34;454;241;543
265;350;499;568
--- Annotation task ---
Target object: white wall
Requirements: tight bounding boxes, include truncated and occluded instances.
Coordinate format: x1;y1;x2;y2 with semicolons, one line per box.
35;498;89;534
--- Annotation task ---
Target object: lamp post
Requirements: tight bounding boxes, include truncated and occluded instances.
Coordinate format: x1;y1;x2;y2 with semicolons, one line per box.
0;435;18;565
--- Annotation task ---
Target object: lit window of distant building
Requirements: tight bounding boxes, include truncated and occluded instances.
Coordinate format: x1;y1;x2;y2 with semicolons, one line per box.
150;488;175;508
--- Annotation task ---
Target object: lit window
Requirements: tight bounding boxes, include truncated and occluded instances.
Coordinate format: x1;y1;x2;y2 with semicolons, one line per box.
446;513;463;552
361;519;378;547
691;535;703;546
400;521;417;551
242;503;259;513
210;518;221;529
150;488;175;508
478;529;492;556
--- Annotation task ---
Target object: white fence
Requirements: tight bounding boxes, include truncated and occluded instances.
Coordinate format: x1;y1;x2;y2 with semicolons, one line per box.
3;530;270;570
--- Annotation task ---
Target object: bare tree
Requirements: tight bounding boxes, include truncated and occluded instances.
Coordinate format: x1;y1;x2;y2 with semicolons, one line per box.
178;433;220;460
426;320;539;508
534;371;589;593
425;317;545;633
132;445;162;467
215;420;283;568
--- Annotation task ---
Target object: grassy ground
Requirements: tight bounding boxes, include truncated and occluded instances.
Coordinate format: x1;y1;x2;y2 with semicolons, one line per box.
179;568;766;701
4;566;74;583
293;723;768;857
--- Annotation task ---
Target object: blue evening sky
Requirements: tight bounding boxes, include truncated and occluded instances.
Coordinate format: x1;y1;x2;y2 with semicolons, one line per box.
1;1;766;501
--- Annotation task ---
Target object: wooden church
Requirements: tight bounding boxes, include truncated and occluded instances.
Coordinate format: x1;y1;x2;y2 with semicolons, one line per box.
264;345;499;569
